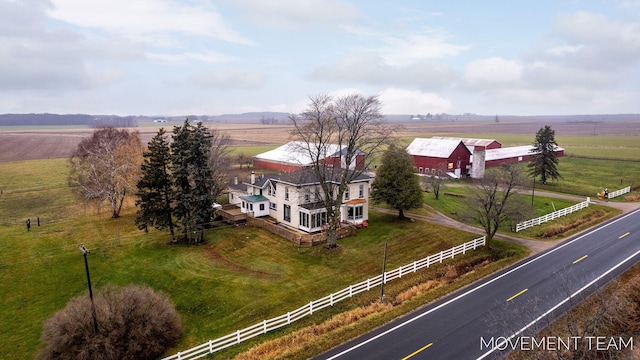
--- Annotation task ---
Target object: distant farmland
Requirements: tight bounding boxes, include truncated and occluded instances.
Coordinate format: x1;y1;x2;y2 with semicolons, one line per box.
1;118;639;162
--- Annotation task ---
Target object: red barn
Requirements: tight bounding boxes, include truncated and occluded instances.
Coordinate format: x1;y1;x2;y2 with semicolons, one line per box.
406;138;472;178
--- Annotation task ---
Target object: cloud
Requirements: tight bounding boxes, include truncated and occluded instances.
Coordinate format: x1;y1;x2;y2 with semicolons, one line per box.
147;51;236;65
188;69;266;89
379;88;453;114
0;0;135;92
550;11;640;69
462;57;524;89
228;0;360;29
310;52;458;91
376;31;470;65
49;0;254;46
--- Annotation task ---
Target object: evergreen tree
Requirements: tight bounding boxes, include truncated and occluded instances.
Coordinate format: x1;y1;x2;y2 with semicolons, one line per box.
528;125;561;185
371;144;423;219
135;128;176;242
171;120;215;243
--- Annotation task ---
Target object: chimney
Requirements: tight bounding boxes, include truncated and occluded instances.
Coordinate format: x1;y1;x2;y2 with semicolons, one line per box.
251;171;255;184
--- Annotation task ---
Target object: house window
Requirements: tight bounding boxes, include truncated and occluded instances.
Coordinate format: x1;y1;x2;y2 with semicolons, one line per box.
270;202;276;210
419;167;423;173
311;212;327;228
314;188;321;201
359;184;364;198
432;169;436;175
241;201;245;209
347;205;363;220
425;168;429;173
259;203;265;211
284;204;291;222
300;212;309;227
285;187;289;200
305;192;310;202
249;203;253;211
268;184;275;196
344;187;350;200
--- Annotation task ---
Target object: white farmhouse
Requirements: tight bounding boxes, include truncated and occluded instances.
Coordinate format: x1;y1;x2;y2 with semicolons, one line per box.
229;169;372;233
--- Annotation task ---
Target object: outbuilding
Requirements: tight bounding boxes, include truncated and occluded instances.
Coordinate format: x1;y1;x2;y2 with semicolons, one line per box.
406;138;472;178
252;141;365;172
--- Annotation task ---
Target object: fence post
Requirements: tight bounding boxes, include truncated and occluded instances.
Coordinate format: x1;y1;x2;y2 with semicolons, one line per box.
287;312;291;324
236;330;241;344
263;320;267;334
440;251;443;263
309;301;313;315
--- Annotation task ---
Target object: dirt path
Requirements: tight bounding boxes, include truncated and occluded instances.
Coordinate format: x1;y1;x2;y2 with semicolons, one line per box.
374;192;640;257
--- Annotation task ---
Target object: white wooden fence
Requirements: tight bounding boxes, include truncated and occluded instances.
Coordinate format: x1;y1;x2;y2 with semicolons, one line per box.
515;198;590;232
606;186;631;199
163;236;486;360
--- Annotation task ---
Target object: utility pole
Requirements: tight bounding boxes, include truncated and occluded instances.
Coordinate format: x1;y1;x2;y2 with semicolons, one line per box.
380;242;388;303
531;174;537;207
79;244;99;334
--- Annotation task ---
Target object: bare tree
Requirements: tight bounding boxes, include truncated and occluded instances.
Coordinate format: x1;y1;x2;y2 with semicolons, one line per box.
425;164;448;200
69;128;143;218
237;153;248;170
290;93;396;248
465;164;530;246
208;128;232;200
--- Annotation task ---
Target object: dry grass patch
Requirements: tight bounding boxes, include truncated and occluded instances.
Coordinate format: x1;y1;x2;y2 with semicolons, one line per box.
234;302;393;360
235;261;477;360
537;210;607;238
623;193;640;202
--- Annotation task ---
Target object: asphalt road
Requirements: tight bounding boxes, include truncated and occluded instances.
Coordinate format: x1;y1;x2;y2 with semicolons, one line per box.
317;208;640;360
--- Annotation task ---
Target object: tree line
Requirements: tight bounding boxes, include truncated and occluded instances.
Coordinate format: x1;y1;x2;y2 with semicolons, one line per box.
68;97;561;249
68;119;231;243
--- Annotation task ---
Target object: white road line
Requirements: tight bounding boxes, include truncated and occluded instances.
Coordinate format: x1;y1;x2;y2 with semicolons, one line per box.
477;247;640;359
324;208;640;360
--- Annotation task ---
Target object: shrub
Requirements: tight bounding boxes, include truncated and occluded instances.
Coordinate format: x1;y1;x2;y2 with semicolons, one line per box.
37;284;182;360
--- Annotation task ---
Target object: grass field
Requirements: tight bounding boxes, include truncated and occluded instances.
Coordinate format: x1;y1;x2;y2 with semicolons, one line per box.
1;124;639;359
0;158;501;359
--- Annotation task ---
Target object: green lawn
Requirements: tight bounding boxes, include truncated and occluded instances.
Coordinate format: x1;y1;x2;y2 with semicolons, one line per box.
0;159;488;359
2;134;638;359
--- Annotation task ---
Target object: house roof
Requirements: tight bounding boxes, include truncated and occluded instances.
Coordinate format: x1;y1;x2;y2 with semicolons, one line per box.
240;194;270;203
406;138;470;158
274;168;372;186
483;145;565;162
245;173;279;188
254;141;348;166
431;136;501;149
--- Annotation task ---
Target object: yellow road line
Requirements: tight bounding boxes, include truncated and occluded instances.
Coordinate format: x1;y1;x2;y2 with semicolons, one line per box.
573;255;588;264
402;342;433;360
507;288;528;302
619;232;631;239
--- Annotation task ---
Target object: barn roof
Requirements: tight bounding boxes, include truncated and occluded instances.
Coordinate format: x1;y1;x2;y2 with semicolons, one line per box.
484;145;565;161
431;136;501;150
254;141;353;166
406;138;469;158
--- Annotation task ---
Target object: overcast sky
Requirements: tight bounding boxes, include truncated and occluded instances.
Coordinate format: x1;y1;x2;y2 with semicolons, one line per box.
3;0;640;116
